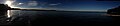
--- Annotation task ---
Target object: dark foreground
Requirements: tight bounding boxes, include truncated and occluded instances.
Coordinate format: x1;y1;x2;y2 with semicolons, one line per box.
0;10;120;26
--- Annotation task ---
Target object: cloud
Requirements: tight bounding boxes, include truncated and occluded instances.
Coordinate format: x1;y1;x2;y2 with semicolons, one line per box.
49;4;58;5
28;1;38;6
49;3;61;6
12;3;24;6
18;3;24;5
6;0;16;1
0;0;6;4
5;0;16;7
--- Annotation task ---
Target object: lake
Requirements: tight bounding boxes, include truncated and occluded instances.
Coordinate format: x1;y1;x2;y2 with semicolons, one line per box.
1;10;120;25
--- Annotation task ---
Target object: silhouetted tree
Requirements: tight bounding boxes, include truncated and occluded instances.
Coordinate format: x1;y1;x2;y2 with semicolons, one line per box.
107;6;120;15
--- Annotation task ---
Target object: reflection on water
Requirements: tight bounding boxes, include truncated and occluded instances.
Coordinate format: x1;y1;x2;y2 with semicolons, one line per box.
7;10;11;18
1;10;119;25
9;10;112;24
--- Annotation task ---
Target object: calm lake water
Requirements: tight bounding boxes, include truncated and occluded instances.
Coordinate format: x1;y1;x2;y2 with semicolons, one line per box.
2;10;119;25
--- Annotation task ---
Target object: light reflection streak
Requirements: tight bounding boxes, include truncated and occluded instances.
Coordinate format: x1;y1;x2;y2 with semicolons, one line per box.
7;10;11;18
105;14;120;16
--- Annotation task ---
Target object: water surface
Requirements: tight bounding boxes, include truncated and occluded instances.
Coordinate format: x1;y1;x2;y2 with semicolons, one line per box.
9;10;113;25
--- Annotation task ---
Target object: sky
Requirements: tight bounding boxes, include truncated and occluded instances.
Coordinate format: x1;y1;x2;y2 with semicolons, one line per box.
0;0;120;11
